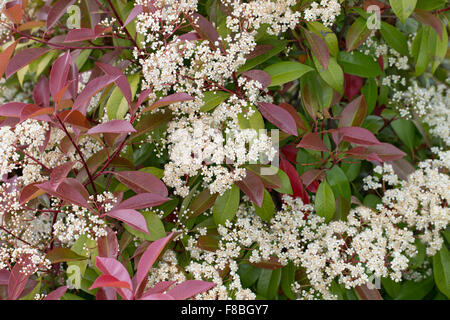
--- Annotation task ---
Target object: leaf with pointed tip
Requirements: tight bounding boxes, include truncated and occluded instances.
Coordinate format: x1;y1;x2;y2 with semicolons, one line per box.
365;143;406;161
337;127;381;146
339;95;367;128
95;256;133;300
37;179;91;209
144;281;176;295
3;3;22;24
19;183;45;205
257;102;297;136
8;260;30;300
124;5;143;27
279;157;308;203
96;62;132;105
6;48;51;79
112;171;168;197
107;209;149;234
87;120;136;134
191;13;219;46
301;169;325;188
389;0;418;23
116;193;169;210
346;17;371;51
89;275;132;291
142;93;194;113
0;102;26;117
136;232;175;289
49;161;74;189
166;280;216;300
304;29;330;69
263;61;313;87
45;248;88;264
315;180;335;223
59;110;92;130
235;170;264;207
297;133;328;152
46;0;76;30
49;51;71;100
177;32;201;41
0;40;17;79
73;74;119;114
43;286;68;300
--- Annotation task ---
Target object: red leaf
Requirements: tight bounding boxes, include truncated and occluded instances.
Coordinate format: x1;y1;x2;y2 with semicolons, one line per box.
235;170;264;207
8;258;30;300
50;51;71;100
43;286;67;300
96;62;132;104
339;95;367;128
0;269;10;285
257;102;298;136
166;280;216;300
20;104;52;122
337;127;381;146
279;157;309;203
95;256;133;300
142;93;194;113
246;44;273;60
37;178;91;209
344;73;364;101
250;256;284;270
116;193;169;210
19;183;45;205
177;32;201;41
414;9;444;40
64;28;98;42
87;120;136;134
97;228;119;259
191;13;219;47
89;275;132;291
281;144;298;163
33;76;50;107
6;48;51;79
113;171;168;197
73;74;119;114
59;110;92;130
3;3;22;24
365;143;406;161
106;209;149;234
136;232;175;289
304;29;330;69
144;281;175;295
279;103;307;132
0;40;17;79
46;0;76;30
0;102;26;117
95;287;117;300
123;5;143;27
297;133;328;152
241;70;271;88
49;161;74;189
300;169;325;188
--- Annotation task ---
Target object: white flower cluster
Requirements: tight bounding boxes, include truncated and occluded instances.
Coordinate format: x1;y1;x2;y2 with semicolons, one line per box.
303;0;342;27
392;82;450;146
183;151;449;299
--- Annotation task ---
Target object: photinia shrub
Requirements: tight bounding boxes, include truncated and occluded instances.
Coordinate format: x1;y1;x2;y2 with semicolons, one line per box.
0;0;448;301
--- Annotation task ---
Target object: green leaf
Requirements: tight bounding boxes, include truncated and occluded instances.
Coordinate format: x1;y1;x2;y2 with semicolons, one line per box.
313;56;344;94
123;211;166;241
45;248;88;264
264;61;313;87
346;17;371;52
315;180;335;222
382;276;434;299
257;269;281;299
341;161;361;182
326;166;351;201
253;189;275;222
411;25;430;76
300;71;333;119
307;22;339;56
238;263;261;288
391;119;416;152
433;245;450;298
389;0;418;23
213;184;240;225
238;107;265;131
337;51;382;78
274;168;293;195
200;91;231;112
363;194;382;210
106;73;140;120
380;21;409;56
281;263;296;300
416;0;447;10
361;78;378;115
428;24;448;73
